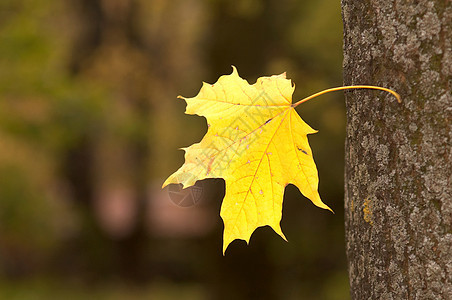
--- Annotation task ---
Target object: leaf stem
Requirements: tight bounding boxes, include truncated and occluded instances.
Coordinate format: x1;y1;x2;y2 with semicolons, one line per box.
292;85;401;108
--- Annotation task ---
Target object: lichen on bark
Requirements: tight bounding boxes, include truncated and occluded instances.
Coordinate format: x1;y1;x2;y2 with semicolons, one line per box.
342;0;451;299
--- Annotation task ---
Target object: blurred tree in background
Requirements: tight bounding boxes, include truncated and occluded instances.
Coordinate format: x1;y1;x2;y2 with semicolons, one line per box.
0;0;349;299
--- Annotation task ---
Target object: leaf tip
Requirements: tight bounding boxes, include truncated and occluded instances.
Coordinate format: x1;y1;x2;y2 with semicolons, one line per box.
273;225;288;242
222;240;232;256
281;234;288;243
230;65;238;75
322;203;334;214
307;197;334;213
161;178;171;189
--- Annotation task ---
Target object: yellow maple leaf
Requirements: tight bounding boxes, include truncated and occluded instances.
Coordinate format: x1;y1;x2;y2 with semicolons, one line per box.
163;66;400;254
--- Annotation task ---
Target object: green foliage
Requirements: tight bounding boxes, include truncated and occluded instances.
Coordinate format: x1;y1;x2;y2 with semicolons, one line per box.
0;0;349;298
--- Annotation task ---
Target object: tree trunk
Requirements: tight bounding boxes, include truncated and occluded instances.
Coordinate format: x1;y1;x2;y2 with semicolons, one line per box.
342;0;451;299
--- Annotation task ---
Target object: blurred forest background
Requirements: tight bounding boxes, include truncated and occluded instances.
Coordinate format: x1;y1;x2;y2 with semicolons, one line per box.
0;0;349;299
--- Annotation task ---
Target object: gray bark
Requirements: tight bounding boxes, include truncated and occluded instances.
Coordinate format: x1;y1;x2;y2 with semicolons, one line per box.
342;0;451;299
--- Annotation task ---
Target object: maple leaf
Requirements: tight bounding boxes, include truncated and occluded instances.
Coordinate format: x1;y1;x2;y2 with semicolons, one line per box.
162;66;400;254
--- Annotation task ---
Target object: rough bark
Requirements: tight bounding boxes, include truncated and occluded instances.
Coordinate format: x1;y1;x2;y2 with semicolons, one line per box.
342;0;451;299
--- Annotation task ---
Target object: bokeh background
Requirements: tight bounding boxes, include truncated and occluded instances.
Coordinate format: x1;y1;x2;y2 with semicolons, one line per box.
0;0;348;299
